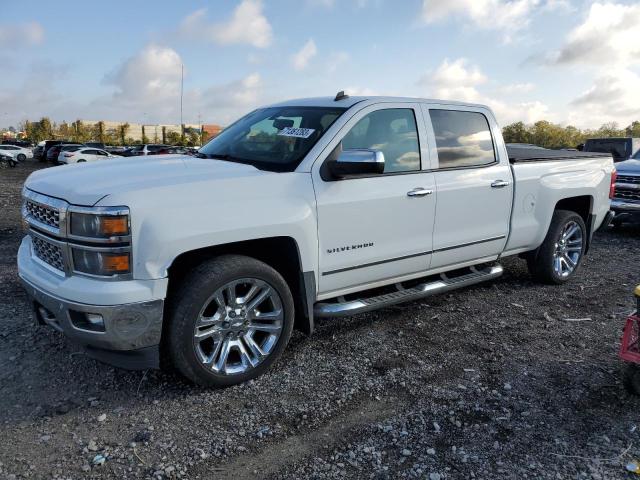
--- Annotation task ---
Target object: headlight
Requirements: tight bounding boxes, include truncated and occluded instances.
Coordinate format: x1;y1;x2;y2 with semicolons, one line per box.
70;212;129;238
72;249;131;276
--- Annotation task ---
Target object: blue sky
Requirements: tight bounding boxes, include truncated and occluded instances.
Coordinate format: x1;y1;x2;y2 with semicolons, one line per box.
1;0;639;129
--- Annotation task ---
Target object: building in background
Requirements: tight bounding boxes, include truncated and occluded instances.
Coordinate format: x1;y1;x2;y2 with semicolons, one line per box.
81;121;223;143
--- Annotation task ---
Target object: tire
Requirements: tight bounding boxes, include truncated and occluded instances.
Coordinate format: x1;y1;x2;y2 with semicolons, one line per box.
77;159;86;163
166;255;295;387
17;154;26;162
624;364;640;396
527;210;587;285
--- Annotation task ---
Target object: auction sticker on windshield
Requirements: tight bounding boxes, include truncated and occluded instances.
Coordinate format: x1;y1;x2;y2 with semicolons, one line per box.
277;127;315;138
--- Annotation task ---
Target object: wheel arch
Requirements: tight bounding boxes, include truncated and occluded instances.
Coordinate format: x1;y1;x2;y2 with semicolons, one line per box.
554;195;594;252
164;237;316;339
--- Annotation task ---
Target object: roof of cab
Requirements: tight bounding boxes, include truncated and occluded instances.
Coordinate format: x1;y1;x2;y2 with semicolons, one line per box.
266;95;489;110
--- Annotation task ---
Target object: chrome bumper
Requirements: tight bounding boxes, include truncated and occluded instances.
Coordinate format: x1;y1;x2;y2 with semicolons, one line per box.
20;276;164;369
612;199;640;213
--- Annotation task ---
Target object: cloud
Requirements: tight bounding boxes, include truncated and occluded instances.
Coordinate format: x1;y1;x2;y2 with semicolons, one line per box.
291;39;317;71
567;68;640;128
420;58;551;125
103;45;183;104
420;58;487;102
501;82;535;94
178;0;272;48
549;2;640;66
420;0;565;41
0;22;44;48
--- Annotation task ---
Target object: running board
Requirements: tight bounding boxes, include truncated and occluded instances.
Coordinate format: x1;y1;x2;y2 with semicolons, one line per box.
314;265;503;318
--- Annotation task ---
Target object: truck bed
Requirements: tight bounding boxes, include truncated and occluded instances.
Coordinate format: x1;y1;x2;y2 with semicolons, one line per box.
507;147;611;164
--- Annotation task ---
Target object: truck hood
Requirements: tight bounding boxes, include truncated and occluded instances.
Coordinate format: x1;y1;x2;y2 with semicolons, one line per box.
616;158;640;175
25;155;266;205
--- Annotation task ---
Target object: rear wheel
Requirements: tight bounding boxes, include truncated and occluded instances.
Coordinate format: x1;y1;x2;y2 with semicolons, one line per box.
166;255;294;387
527;210;586;284
17;153;26;162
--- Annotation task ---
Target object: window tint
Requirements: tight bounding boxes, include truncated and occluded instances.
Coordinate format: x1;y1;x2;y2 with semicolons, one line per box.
341;108;420;173
430;110;496;169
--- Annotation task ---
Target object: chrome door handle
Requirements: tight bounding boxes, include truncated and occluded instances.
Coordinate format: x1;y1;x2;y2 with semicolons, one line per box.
491;180;510;188
407;188;433;197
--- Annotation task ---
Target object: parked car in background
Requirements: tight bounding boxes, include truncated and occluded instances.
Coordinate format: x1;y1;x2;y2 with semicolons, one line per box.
18;95;615;386
33;141;45;161
0;144;33;162
46;143;83;163
84;142;105;150
583;138;640;163
1;140;33;148
121;144;171;156
0;152;17;168
611;151;640;227
42;140;64;162
58;147;120;164
148;146;193;155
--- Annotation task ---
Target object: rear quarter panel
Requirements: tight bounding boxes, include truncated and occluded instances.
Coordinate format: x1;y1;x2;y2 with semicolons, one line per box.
504;157;613;255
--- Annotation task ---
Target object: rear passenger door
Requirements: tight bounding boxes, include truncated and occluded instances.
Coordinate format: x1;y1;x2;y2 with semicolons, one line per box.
422;105;513;270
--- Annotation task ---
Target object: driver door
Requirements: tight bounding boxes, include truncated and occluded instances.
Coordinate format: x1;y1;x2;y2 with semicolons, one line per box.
312;103;437;297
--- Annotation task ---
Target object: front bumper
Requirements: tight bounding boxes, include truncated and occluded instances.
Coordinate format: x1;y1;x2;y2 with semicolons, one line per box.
21;276;164;369
18;236;167;370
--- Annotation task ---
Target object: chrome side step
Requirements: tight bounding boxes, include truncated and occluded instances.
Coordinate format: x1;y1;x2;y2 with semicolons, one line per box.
314;265;503;318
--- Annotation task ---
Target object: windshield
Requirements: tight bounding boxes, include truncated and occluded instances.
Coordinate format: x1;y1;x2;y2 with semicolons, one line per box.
584;139;630;159
198;106;346;172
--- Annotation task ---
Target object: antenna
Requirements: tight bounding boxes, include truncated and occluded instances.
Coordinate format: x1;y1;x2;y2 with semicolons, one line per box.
334;90;349;101
180;64;184;127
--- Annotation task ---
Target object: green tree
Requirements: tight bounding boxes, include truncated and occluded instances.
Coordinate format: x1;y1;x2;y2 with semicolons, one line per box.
166;131;182;145
92;121;106;143
118;123;130;145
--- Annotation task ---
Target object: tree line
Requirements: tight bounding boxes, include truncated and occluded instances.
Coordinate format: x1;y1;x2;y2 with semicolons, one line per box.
502;120;640;150
21;118;205;146
19;116;640;150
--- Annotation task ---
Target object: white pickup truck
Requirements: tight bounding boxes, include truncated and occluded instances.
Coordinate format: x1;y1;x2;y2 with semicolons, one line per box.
18;94;615;386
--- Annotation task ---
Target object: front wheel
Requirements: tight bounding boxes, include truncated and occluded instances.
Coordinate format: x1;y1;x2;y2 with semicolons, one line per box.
527;210;586;284
17;154;26;162
166;255;294;387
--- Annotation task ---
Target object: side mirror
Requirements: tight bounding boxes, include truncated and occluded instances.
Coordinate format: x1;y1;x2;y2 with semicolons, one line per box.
328;149;385;179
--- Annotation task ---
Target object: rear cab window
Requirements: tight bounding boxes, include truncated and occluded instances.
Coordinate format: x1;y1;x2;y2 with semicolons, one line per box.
584;139;630;160
429;109;496;169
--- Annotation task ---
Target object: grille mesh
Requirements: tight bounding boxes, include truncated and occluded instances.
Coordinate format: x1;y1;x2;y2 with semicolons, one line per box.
31;235;65;272
618;175;640;185
25;200;60;229
615;188;640;202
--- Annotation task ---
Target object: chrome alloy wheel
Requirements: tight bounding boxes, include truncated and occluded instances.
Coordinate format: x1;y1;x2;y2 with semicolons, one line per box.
192;278;284;375
552;220;583;278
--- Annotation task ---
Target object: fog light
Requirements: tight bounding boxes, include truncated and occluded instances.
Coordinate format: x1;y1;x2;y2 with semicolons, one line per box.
69;310;106;332
86;313;105;327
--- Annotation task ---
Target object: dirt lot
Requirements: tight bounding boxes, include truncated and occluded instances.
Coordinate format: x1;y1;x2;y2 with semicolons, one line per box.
1;160;639;480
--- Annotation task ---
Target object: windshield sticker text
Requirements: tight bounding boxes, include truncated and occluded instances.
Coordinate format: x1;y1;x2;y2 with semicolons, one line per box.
277;127;315;139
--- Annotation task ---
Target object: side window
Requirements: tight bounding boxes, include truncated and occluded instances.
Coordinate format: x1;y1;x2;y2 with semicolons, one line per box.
429;110;496;169
341;108;420;173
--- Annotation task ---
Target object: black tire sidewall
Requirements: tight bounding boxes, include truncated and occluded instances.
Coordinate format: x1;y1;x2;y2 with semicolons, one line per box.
17;154;26;162
535;210;587;284
168;255;295;387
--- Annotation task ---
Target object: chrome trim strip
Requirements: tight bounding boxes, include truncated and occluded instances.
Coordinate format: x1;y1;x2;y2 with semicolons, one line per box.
322;251;431;276
321;235;506;276
432;235;506;253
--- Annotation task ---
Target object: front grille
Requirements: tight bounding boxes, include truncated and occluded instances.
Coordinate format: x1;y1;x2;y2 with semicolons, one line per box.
617;175;640;185
31;235;65;272
615;188;640;202
25;200;60;229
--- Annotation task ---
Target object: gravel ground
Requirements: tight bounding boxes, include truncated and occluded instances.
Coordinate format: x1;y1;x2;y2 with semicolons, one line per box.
1;160;639;480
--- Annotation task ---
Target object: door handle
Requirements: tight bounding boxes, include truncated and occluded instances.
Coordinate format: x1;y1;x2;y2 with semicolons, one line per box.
491;180;510;188
407;188;433;197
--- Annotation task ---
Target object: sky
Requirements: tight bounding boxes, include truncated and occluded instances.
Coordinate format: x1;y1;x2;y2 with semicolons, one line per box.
1;0;639;130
